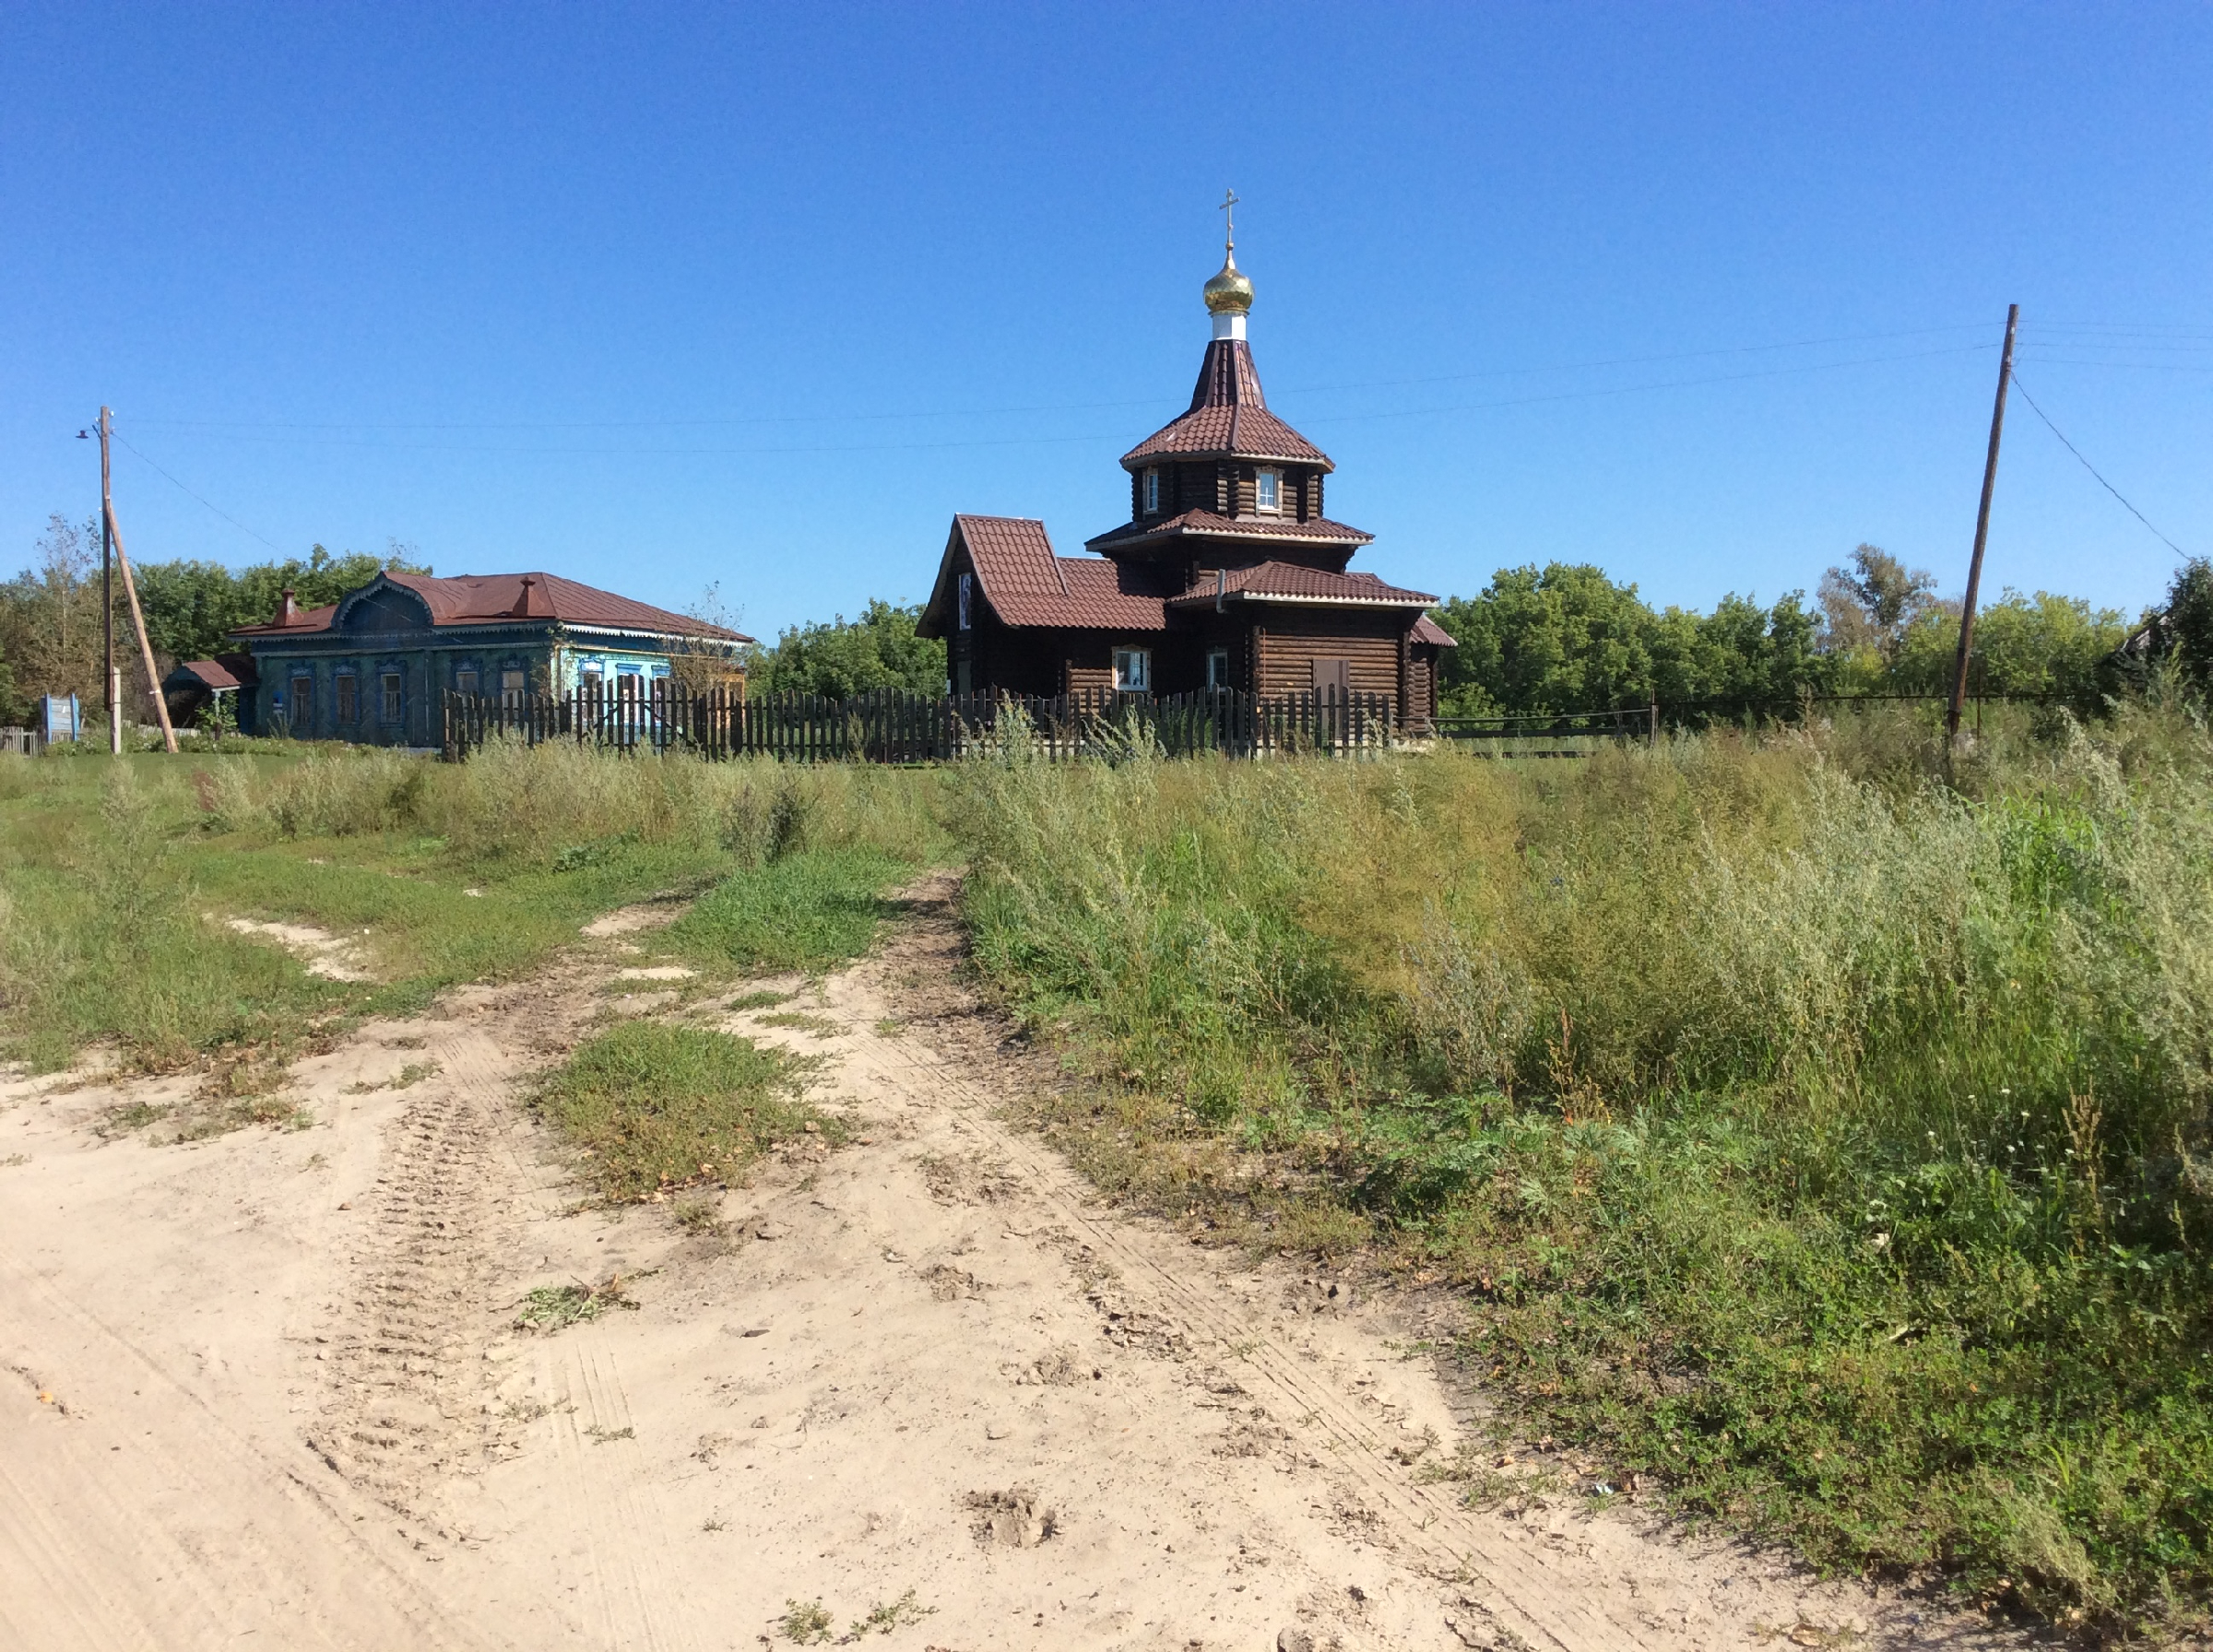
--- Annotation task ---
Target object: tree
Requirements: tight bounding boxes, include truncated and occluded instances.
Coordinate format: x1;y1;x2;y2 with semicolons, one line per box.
0;513;107;717
2161;558;2213;702
749;600;945;698
1432;563;1657;716
1817;544;1939;664
1;522;430;727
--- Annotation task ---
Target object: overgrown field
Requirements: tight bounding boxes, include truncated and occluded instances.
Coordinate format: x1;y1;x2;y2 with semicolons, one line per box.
955;702;2213;1637
0;740;941;1074
6;702;2210;1634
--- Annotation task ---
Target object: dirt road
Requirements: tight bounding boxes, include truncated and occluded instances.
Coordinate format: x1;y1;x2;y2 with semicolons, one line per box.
0;877;2014;1650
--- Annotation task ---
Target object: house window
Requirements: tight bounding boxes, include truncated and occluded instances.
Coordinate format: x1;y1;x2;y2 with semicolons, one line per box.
289;674;314;727
1142;468;1161;514
380;672;403;722
454;667;479;698
958;572;972;631
1112;647;1151;692
502;668;527;705
579;663;603;694
1205;648;1231;690
1256;468;1281;514
336;674;358;724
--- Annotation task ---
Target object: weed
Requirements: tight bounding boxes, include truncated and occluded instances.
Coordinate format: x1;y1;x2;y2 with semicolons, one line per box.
839;1589;934;1640
779;1599;834;1645
730;989;795;1010
515;1276;637;1332
583;1423;634;1444
758;1011;843;1037
671;1191;725;1236
390;1060;439;1089
96;1100;172;1139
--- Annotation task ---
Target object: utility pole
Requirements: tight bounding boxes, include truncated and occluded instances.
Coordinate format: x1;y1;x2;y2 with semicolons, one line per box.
96;408;179;754
99;407;120;753
1947;305;2018;749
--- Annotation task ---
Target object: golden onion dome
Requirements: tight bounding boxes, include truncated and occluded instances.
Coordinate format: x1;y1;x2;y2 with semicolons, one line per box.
1202;247;1254;315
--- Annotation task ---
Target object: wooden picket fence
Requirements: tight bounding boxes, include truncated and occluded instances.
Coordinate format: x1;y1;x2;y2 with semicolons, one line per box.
442;682;1399;763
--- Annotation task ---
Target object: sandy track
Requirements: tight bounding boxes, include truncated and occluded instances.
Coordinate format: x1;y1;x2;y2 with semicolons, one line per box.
0;877;2018;1651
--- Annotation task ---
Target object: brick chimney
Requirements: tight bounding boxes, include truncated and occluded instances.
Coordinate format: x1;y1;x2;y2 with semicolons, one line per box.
512;575;548;619
277;588;299;626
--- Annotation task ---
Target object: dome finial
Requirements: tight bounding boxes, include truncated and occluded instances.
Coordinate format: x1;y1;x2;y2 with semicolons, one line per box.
1202;188;1254;335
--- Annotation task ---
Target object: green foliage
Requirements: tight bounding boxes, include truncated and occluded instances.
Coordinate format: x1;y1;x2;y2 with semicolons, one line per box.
1886;588;2134;710
1430;563;1832;719
1430;551;2139;726
132;543;432;665
954;717;2213;1634
2165;558;2213;702
533;1022;825;1201
669;846;909;974
749;599;945;698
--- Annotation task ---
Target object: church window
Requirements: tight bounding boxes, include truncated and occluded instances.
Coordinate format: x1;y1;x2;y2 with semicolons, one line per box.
1256;468;1281;514
958;572;972;631
1142;469;1161;514
1112;647;1151;692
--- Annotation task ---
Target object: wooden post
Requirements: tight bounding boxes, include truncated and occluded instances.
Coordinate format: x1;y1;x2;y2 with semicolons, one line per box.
97;408;121;753
1947;304;2018;749
99;432;179;754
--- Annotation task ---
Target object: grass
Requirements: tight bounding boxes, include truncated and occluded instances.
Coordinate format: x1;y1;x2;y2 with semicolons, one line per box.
952;702;2213;1638
0;741;942;1075
15;708;2212;1634
666;845;909;974
757;1010;844;1037
532;1022;834;1202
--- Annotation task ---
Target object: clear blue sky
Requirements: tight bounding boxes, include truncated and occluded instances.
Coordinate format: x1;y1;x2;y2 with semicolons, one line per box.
6;3;2207;640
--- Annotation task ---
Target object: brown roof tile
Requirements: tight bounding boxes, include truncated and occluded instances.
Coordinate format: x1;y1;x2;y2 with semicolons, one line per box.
1411;614;1459;648
1166;560;1437;608
229;571;751;642
1119;338;1333;469
1085;509;1373;554
946;516;1171;631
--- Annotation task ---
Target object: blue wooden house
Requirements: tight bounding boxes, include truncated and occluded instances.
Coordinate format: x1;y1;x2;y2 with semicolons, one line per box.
228;570;751;746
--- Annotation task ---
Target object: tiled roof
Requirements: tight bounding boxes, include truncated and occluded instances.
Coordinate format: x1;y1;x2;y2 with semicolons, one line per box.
169;658;246;690
1411;614;1459;648
1120;338;1332;469
1166;561;1437;608
937;516;1171;631
1085;509;1373;554
230;572;751;642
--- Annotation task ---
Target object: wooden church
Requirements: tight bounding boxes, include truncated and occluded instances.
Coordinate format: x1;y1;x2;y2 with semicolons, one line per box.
917;222;1451;728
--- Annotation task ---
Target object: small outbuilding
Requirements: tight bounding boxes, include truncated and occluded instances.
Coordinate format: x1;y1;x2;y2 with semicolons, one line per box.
227;570;751;745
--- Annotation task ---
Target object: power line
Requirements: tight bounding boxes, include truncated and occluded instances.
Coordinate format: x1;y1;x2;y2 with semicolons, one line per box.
96;342;2003;460
111;430;286;553
2008;373;2192;559
119;321;1998;436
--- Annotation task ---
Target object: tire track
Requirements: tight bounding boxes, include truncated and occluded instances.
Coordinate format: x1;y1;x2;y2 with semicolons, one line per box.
307;1012;519;1525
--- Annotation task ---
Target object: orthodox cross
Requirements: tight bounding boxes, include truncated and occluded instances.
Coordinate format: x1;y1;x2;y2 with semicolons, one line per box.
1219;187;1239;251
